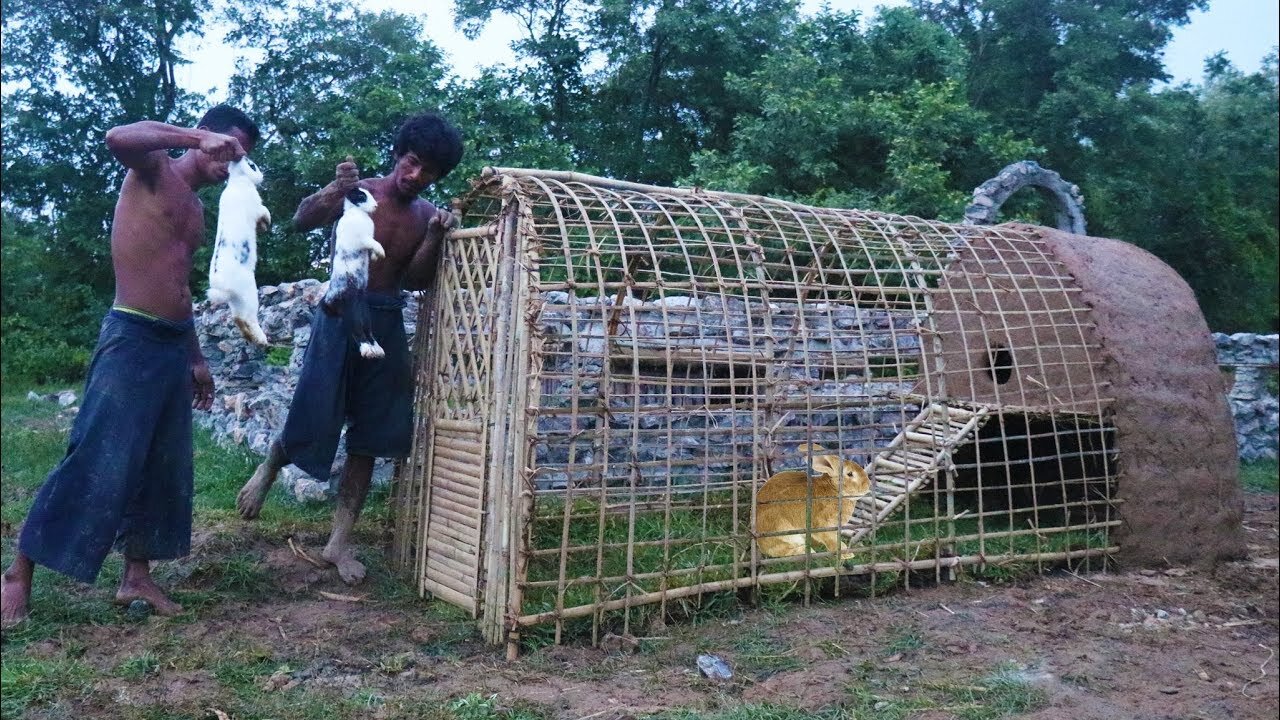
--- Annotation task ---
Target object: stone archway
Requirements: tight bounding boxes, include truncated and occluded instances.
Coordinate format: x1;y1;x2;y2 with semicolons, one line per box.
963;160;1087;235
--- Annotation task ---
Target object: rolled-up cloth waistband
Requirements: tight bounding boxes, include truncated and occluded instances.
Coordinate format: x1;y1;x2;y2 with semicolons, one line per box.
109;305;195;339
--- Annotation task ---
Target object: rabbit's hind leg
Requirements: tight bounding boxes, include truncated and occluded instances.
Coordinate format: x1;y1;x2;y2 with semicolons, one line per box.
350;290;384;359
228;286;268;346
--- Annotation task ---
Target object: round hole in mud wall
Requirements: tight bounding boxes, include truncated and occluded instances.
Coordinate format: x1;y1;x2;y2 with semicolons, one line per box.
986;343;1014;385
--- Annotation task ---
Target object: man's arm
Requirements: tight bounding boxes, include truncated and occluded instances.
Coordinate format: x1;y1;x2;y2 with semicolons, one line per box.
403;208;457;291
105;121;243;175
293;156;360;232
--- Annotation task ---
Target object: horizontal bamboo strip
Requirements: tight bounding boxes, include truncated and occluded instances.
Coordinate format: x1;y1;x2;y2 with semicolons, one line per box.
425;580;476;611
431;482;483;509
429;502;482;530
430;474;483;501
433;443;486;467
430;492;481;520
425;565;479;599
516;547;1117;625
843;518;1122;538
428;518;481;549
427;537;481;570
433;455;485;483
447;224;498;240
428;505;484;534
434;435;485;456
435;418;485;434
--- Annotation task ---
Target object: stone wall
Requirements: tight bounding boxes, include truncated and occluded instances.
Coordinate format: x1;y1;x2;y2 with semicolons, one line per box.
1214;333;1280;462
193;281;1278;504
194;280;419;502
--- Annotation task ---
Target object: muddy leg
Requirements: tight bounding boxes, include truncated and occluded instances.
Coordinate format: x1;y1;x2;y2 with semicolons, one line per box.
237;438;287;520
321;454;374;585
115;558;183;616
1;553;34;628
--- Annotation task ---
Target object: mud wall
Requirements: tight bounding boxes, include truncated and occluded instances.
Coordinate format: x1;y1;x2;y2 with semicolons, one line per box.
1032;226;1245;567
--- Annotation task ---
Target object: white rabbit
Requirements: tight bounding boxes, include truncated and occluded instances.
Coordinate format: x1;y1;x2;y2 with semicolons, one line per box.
208;157;270;345
322;187;386;359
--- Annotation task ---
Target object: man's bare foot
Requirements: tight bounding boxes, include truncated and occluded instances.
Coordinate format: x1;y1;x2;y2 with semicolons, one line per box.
115;575;183;616
237;461;275;520
320;545;367;585
1;568;33;629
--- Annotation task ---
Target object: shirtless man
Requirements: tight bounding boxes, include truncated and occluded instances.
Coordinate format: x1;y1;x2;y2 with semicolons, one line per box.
236;112;464;584
1;106;260;627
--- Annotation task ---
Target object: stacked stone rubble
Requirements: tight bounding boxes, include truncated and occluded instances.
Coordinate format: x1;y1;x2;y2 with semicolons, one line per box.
192;281;1278;504
1214;333;1280;462
194;280;419;501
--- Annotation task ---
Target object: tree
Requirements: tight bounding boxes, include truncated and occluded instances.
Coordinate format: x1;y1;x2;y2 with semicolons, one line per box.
454;0;591;141
1086;54;1279;331
1;0;211;380
577;0;800;183
912;0;1206;174
681;8;1038;219
222;1;453;282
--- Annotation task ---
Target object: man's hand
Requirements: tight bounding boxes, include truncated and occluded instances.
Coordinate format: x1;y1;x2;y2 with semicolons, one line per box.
425;208;459;242
335;155;360;193
191;359;215;411
199;131;246;162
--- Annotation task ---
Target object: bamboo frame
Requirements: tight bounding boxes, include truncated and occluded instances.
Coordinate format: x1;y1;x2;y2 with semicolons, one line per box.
394;167;1122;653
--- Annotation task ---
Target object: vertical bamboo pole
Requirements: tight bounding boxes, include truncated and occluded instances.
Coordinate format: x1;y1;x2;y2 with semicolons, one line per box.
482;202;522;645
505;197;539;661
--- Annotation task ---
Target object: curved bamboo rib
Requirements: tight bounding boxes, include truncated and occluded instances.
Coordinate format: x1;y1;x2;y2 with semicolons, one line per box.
392;168;1119;650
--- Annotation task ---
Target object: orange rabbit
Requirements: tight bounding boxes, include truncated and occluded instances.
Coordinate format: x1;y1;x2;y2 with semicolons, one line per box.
755;443;871;558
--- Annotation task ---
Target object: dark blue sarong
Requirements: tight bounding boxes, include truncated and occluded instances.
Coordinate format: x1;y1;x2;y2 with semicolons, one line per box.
19;309;195;583
279;292;413;482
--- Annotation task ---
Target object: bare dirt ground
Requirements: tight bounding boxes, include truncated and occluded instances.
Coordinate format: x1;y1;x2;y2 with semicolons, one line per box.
16;493;1276;719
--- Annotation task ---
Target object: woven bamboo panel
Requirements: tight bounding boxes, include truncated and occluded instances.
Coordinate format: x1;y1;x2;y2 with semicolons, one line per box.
394;168;1120;652
421;420;486;614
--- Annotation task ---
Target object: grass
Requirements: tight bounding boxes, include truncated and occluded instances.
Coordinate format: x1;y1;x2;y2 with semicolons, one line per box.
519;486;1110;646
1241;459;1279;493
0;378;1268;718
0;382;469;718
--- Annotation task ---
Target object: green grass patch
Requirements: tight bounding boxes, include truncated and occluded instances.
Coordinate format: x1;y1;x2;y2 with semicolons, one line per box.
265;344;293;367
1;385;79;528
448;693;552;720
1241;459;1279;493
1;654;95;718
115;651;161;680
520;489;1109;647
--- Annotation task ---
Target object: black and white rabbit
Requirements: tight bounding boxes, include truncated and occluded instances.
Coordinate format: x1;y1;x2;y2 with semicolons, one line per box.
208;157;270;345
322;187;386;359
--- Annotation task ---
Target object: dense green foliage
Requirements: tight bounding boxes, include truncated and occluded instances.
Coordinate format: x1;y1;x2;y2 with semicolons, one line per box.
3;0;1276;381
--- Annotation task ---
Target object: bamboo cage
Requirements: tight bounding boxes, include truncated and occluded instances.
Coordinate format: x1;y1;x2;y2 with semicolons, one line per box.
390;167;1239;655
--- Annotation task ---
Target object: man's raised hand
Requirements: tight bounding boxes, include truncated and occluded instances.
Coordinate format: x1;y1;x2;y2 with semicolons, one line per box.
199;131;246;162
336;155;360;193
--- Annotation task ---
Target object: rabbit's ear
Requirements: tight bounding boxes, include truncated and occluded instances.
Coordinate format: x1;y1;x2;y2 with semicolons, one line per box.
810;455;840;477
796;442;826;456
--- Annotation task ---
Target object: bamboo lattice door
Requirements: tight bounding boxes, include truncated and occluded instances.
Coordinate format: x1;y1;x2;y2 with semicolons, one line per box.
412;227;505;615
